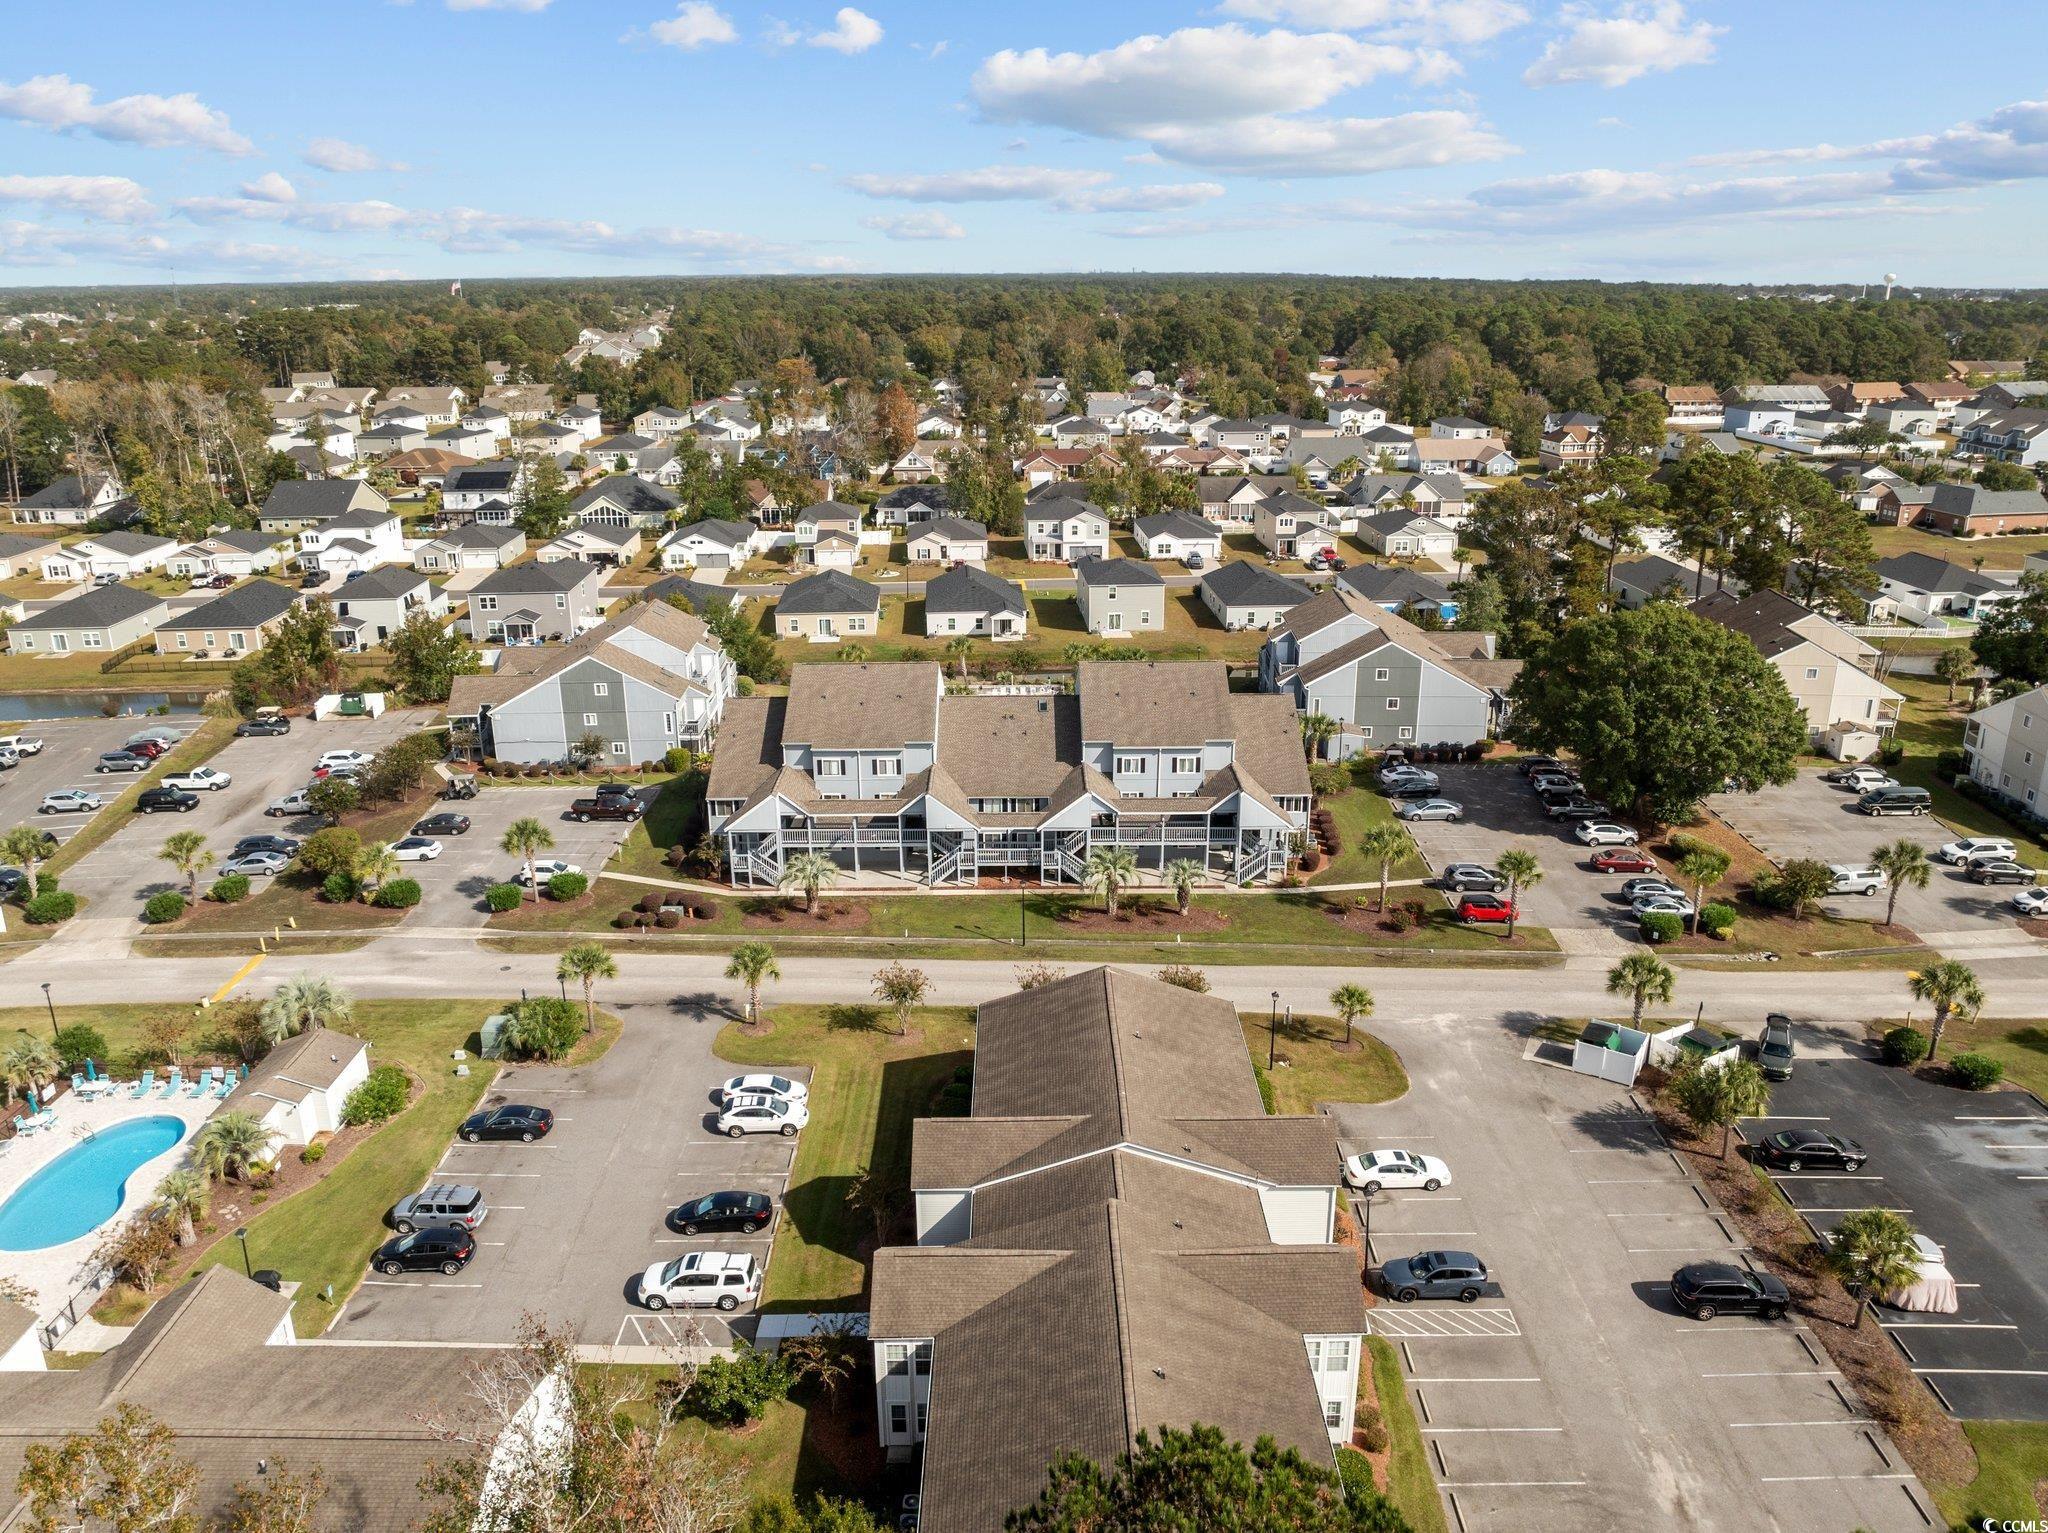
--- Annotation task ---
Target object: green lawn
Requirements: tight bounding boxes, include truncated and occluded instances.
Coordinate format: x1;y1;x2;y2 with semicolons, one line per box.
611;772;706;879
1368;1337;1451;1533
1310;780;1429;885
1869;521;2048;570
130;871;407;958
714;1003;974;1312
1239;1012;1408;1114
1866;1015;2048;1101
1934;1421;2048;1531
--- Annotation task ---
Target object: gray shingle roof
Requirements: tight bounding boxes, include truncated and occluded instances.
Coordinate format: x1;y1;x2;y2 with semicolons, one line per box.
156;579;299;632
569;476;679;518
907;515;988;543
469;560;599;597
1199;561;1311;610
775;569;880;616
334;565;432;601
924;565;1025;617
9;582;165;632
1132;510;1216;542
259;479;374;521
1072;557;1163;588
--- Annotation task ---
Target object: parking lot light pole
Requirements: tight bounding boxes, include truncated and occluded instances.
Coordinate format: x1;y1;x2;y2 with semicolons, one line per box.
1360;1188;1376;1261
1268;991;1279;1070
40;983;56;1045
234;1228;252;1279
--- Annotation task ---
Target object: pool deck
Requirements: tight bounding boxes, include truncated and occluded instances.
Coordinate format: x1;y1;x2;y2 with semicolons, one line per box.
0;1089;218;1321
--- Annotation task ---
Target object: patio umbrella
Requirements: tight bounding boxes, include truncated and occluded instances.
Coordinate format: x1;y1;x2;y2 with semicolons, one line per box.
84;1060;98;1082
24;1085;37;1111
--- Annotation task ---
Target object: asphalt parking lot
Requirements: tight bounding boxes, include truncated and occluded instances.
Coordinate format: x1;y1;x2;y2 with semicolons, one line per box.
411;784;649;927
0;713;201;851
1330;1018;1936;1532
330;998;799;1352
1716;775;2026;932
1744;1032;2048;1420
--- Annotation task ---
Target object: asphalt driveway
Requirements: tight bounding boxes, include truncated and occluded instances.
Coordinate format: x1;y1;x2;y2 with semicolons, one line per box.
0;714;196;852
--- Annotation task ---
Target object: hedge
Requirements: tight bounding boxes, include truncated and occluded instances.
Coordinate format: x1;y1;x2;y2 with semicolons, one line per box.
141;891;187;925
321;871;360;904
1950;1052;2005;1090
546;872;589;901
484;882;524;913
372;878;422;909
1640;911;1684;943
22;891;78;925
1881;1026;1928;1066
340;1065;410;1126
209;873;252;904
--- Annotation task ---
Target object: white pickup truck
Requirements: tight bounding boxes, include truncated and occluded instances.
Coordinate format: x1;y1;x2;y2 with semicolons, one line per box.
0;735;45;757
161;766;232;792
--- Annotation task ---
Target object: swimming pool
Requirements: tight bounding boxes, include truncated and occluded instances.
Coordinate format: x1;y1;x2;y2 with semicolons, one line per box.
0;1115;189;1251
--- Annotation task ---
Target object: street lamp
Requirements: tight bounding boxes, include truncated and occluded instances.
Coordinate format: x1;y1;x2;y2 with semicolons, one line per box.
1359;1186;1377;1259
40;983;56;1046
234;1227;252;1279
1268;990;1280;1070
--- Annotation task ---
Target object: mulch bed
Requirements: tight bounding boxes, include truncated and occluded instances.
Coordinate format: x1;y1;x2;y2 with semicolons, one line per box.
740;899;874;933
1053;900;1228;934
2021;917;2048;940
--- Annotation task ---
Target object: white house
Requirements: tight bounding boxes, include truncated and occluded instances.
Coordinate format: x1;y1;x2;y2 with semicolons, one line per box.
223;1026;371;1157
905;516;989;565
1963;683;2048;815
538;523;641;567
1873;553;2023;625
40;532;176;582
297;507;405;579
413;524;525;574
1353;509;1456;561
1691;589;1903;751
658;518;758;572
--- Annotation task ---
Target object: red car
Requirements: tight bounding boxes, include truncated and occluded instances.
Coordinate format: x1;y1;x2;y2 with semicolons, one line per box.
124;738;171;760
1590;847;1656;874
1456;893;1518;924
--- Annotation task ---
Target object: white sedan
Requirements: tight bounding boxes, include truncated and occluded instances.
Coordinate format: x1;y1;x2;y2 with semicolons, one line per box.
391;836;443;862
513;859;581;887
716;1094;808;1138
720;1073;809;1107
1575;821;1640;847
38;790;103;815
1343;1149;1453;1194
2013;887;2048;918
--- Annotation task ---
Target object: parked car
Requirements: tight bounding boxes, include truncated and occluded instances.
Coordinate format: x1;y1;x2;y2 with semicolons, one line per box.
569;795;644;823
1671;1262;1790;1321
1575;822;1639;847
1455;893;1516;924
1395;797;1464;822
39;790;104;815
1827;864;1887;897
221;851;292;877
391;836;443;862
0;735;45;757
413;813;471;837
1940;837;2018;866
458;1104;554;1143
266;790;314;818
1384;778;1445;801
235;712;290;737
512;859;581;887
231;835;300;859
671;1191;774;1236
2014;887;2048;917
1181;551;1205;570
1590;847;1657;874
0;749;15;771
0;868;24;897
1519;756;1566;776
372;1227;475;1276
1546;799;1611;822
122;738;170;759
390;1183;489;1233
719;1073;810;1107
1821;766;1896;792
1619;876;1682;902
1439;863;1505;894
135;787;200;815
637;1251;760;1312
1379;1250;1499;1303
440;775;479;801
717;1094;808;1138
1754;1127;1865;1172
1856;786;1931;817
1968;859;2035;886
317;749;373;771
95;751;152;774
1631;893;1696;920
161;766;231;792
1528;771;1580;795
1343;1149;1452;1194
1378;764;1438;789
1757;1014;1795;1080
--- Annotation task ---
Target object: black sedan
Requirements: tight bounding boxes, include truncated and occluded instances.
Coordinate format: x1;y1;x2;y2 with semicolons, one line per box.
1671;1262;1790;1321
671;1190;774;1236
1967;860;2036;886
458;1104;554;1143
135;787;199;814
413;812;472;837
372;1227;475;1276
232;835;301;859
1754;1127;1866;1172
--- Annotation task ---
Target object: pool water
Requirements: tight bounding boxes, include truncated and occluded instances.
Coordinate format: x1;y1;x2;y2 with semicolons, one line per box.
0;1115;188;1251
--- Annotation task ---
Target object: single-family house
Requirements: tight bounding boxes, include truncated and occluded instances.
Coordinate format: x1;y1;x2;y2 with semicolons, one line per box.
297;507;405;579
1130;510;1222;565
464;560;606;645
1047;415;1113;449
371;402;430;434
354;422;427;459
5;582;166;655
441;461;526;523
874;485;952;527
1538;424;1602;471
554;403;603;443
1962;683;2048;816
1197;473;1295;528
1873;553;2022;624
643;574;748;616
538;523;641;567
0;533;60;579
1609;553;1708;608
1431;415;1493;440
1919;483;2048;537
12;474;134;527
1723;384;1831;435
1354;509;1456;561
412;523;525;574
1344;471;1469;528
164;530;286;582
328;566;448;651
922;565;1027;641
1072;558;1166;636
793;500;863;549
658;518;758;572
40;532;176;582
1336;564;1459;623
1413;436;1517;476
380;385;465;425
1902;381;1971;416
1023;497;1112;563
383;447;475;489
1691;589;1903;746
888;439;952;482
570;475;679;531
481;382;552;419
1200;561;1311;630
1253;491;1340;558
1828;382;1905;416
905;516;989;565
257;478;390;535
1205;418;1273;458
152;579;299;659
775;569;880;643
1868;402;1946;441
631;403;694;438
1327;399;1389;433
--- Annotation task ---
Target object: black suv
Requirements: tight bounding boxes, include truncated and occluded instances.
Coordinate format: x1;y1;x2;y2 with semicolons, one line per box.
671;1190;774;1236
136;787;199;815
372;1227;475;1276
1755;1127;1866;1173
1671;1262;1790;1321
459;1104;554;1143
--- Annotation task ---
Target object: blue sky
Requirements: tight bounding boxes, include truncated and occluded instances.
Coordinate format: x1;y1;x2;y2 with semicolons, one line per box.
2;1;2044;288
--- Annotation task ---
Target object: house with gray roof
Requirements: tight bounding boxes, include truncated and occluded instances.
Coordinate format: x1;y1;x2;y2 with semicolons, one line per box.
869;966;1362;1528
1354;508;1456;560
1344;470;1470;527
1131;510;1222;564
463;559;605;644
905;515;989;565
1337;563;1459;623
922;566;1027;641
413;522;525;574
39;531;177;582
875;483;953;526
1072;557;1165;635
538;521;641;567
164;529;285;581
1872;552;2023;625
1252;490;1341;558
1609;553;1708;608
775;569;881;643
0;532;63;579
1918;482;2048;537
1198;560;1311;630
5;582;166;656
329;566;449;650
256;478;389;534
570;475;680;530
658;517;759;572
11;473;134;527
1023;494;1111;562
643;574;748;616
152;579;299;658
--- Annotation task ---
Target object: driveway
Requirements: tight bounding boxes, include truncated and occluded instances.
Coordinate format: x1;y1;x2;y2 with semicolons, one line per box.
409;784;650;927
1743;1033;2048;1420
0;714;190;854
1328;1016;1935;1532
329;997;799;1352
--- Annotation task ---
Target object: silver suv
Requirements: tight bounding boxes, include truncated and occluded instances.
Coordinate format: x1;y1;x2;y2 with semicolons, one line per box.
1757;1016;1795;1081
390;1183;489;1233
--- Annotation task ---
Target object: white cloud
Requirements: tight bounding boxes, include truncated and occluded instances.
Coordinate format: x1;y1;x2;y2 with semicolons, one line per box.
862;211;966;240
1062;182;1226;212
1523;2;1721;88
0;174;154;223
239;172;299;204
970;24;1510;175
1217;0;1529;45
844;165;1114;202
0;73;252;155
643;2;737;50
1688;98;2048;193
303;137;407;173
0;219;173;268
807;7;883;54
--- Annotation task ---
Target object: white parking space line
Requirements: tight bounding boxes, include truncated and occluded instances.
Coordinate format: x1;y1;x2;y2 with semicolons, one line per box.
1585;1177;1684;1185
1702;1371;1841;1379
1370;1308;1521;1338
1422;1426;1563;1434
1409;1377;1541;1384
1730;1419;1875;1428
443;1171;542;1178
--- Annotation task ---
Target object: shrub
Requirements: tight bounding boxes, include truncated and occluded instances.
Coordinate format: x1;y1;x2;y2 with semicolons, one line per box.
1697;901;1737;937
299;827;363;879
612;910;636;929
1154;964;1210;992
547;872;589;901
321;871;360;904
664;747;693;774
372;877;422;909
1935;747;1967;781
1640;911;1684;944
656;907;681;929
1876;738;1905;767
34;870;58;899
299;1142;326;1164
1251;1058;1277;1113
142;891;187;925
1881;1026;1929;1067
52;1024;109;1073
209;873;252;904
500;997;581;1061
341;1065;410;1126
1308;762;1351;796
22;891;78;925
1356;1403;1390;1454
1951;1052;2005;1090
665;843;689;868
680;1344;792;1426
638;891;665;914
484;882;524;913
1384;905;1412;933
1298;847;1323;873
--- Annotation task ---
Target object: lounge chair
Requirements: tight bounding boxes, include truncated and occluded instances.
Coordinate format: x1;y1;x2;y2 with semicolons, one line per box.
130;1071;155;1099
213;1072;234;1099
159;1072;181;1099
70;1073;85;1095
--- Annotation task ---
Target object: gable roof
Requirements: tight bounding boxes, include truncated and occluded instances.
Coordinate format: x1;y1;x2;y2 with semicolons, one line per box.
670;517;754;549
446;601;714;717
9;582;165;632
877;484;951;513
907;515;989;543
1072;557;1164;588
469;559;599;597
784;662;941;747
1688;588;1832;659
570;476;679;518
1132;510;1217;542
777;569;881;616
1199;561;1310;610
1875;552;2010;599
924;565;1025;617
156;580;299;632
333;565;431;601
260;479;377;521
1928;482;2048;521
1337;564;1453;606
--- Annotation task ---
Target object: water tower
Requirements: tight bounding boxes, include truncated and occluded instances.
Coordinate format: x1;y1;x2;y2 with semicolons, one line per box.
1883;272;1899;300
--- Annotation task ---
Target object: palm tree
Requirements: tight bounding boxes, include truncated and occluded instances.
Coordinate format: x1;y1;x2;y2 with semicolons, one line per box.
1300;710;1339;763
1496;849;1542;940
1823;1207;1923;1324
158;830;214;901
1357;824;1408;913
1933;646;1975;703
152;1169;210;1246
501;818;556;904
0;826;51;899
190;1110;273;1184
1871;838;1930;930
1909;960;1984;1061
725;942;780;1029
258;974;353;1047
872;961;930;1038
557;942;618;1035
1164;858;1204;915
353;841;399;903
1084;844;1139;917
1329;983;1374;1050
1606;953;1677;1027
0;1035;59;1106
945;634;973;679
778;850;840;915
1674;846;1730;936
